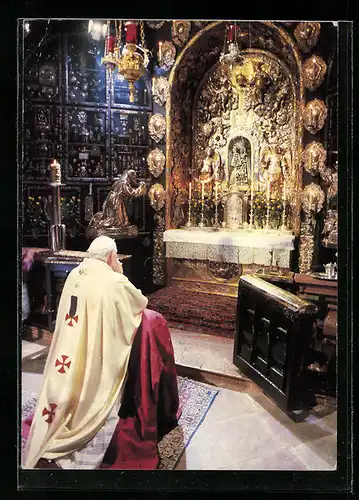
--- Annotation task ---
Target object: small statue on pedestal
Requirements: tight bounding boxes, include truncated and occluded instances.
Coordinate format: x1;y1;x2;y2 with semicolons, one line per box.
86;169;146;239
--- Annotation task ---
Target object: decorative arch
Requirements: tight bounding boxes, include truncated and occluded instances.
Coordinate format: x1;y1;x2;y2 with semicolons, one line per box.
166;21;304;234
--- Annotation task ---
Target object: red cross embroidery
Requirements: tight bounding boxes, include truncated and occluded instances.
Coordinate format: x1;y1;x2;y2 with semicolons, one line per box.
42;403;57;424
65;313;78;326
55;355;71;374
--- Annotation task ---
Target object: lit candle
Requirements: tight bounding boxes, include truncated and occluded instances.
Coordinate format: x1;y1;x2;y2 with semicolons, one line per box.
50;159;61;185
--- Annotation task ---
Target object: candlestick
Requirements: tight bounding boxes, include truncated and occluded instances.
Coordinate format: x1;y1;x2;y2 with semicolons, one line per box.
249;160;255;231
198;181;205;228
186;181;192;227
213;181;219;229
280;178;287;232
265;179;271;231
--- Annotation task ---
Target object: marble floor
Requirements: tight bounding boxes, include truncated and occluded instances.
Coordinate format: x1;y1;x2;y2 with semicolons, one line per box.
20;329;337;471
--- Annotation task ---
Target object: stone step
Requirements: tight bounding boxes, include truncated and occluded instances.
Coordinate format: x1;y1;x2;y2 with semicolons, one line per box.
170;328;262;393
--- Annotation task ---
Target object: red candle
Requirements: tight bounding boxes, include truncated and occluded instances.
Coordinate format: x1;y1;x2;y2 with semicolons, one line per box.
227;24;236;42
107;35;116;53
125;21;138;44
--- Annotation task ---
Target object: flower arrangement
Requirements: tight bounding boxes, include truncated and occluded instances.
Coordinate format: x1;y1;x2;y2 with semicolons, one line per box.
24;195;50;236
60;195;81;237
189;185;220;226
25;194;81;238
251;191;284;229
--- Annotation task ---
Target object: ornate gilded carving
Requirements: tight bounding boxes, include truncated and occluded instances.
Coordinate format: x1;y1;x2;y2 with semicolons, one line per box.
159;41;176;69
152;76;169;107
148;113;166;143
299;235;315;273
171;20;191;47
166;22;303;235
303;55;327;91
320;167;338;200
147;148;166;178
303;99;327;135
302;141;327;175
294;22;321;53
149;183;166;211
146;21;165;29
207;261;241;282
153;212;165;285
322;209;338;247
301;182;325;214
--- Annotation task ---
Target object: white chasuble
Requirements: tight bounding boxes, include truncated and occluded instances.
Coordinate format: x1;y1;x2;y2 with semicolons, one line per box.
22;258;148;469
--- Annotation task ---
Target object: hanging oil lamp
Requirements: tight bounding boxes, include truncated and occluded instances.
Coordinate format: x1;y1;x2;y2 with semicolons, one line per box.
101;20;117;73
115;20;150;103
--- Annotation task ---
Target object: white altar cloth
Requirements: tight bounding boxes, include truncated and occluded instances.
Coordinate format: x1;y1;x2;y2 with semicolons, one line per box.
164;229;295;268
164;229;294;249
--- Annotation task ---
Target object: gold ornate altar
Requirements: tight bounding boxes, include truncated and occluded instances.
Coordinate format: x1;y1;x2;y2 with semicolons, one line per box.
146;21;336;286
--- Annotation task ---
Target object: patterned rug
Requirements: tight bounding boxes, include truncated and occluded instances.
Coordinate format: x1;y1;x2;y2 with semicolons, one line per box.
21;376;219;470
147;286;237;338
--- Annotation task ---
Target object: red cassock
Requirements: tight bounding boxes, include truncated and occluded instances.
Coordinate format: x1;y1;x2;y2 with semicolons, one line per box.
22;309;181;470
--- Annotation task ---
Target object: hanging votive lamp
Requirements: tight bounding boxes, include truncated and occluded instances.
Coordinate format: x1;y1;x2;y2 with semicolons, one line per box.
117;20;149;103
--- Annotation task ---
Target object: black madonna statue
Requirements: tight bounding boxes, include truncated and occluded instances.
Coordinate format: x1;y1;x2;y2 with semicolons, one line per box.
86;169;146;239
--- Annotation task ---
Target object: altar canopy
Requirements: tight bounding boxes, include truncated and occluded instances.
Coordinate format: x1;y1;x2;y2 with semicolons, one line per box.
164;229;294;268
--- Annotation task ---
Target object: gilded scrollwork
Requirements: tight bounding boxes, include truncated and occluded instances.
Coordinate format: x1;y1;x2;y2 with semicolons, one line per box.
146;21;165;30
153;211;165;285
294;22;321;53
302;141;327;175
322;209;338;247
148;113;166;143
302;55;327;91
159;41;176;69
149;183;166;211
147;148;166;178
152;76;169;107
171;20;191;47
166;22;303;236
302;99;327;135
301;182;325;214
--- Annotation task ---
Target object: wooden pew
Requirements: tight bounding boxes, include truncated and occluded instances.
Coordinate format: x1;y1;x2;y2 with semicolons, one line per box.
233;274;318;412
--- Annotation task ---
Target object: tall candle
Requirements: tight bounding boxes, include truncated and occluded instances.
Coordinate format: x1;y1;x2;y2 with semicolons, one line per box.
159;41;162;63
50;159;61;184
283;179;286;203
215;182;218;203
201;181;205;201
189;181;192;201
